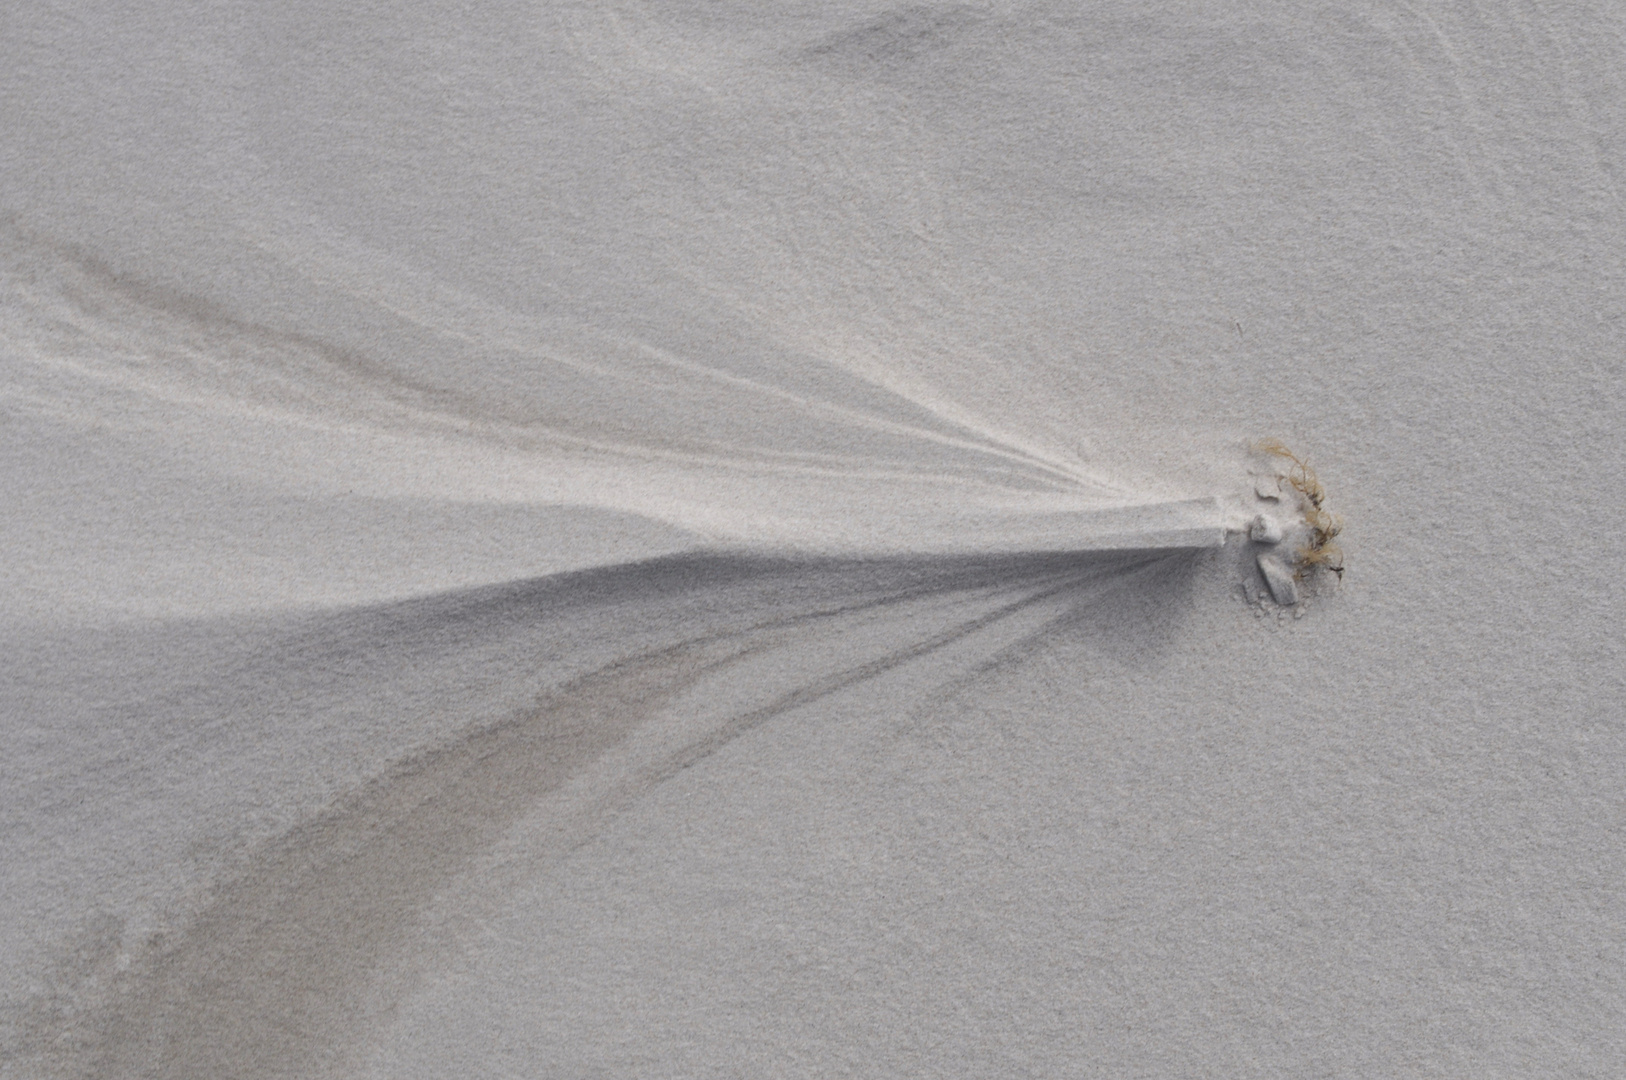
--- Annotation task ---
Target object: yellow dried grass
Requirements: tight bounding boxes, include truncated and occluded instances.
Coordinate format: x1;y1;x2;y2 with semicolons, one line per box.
1255;439;1344;580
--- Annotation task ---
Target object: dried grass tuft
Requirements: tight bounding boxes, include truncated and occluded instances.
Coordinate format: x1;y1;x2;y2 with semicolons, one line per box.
1254;439;1344;580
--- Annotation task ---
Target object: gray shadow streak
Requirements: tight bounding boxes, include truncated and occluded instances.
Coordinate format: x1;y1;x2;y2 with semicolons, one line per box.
38;548;1199;1079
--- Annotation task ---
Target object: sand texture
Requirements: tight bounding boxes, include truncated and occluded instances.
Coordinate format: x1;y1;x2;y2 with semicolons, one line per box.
2;1;1623;1076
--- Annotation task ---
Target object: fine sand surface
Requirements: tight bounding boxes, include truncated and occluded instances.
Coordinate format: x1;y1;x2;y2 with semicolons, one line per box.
2;2;1623;1077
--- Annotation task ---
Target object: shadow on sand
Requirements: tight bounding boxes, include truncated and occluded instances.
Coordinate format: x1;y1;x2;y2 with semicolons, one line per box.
25;546;1207;1080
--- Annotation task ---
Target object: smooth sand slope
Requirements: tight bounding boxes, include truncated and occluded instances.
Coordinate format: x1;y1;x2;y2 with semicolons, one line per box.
2;1;1623;1076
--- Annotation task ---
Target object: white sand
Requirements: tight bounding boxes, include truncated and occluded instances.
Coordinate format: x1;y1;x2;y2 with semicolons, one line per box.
3;2;1623;1076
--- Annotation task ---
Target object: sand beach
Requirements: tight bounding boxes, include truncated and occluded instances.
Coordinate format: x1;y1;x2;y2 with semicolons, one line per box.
2;2;1622;1075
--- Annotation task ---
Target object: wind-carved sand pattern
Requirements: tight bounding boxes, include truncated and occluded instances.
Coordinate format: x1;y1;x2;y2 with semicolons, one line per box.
9;0;1624;1071
0;221;1224;564
3;213;1233;1078
34;551;1197;1080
